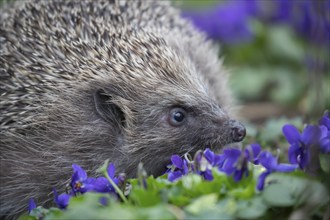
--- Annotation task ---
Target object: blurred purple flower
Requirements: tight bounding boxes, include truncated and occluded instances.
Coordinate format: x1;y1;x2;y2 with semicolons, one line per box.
257;0;330;45
319;111;330;129
257;151;298;190
244;143;262;165
259;0;293;22
204;148;224;167
182;1;256;43
70;164;96;194
99;197;108;206
220;148;246;182
28;198;36;213
283;124;322;169
294;0;330;45
70;163;121;194
319;111;330;153
182;0;329;45
167;146;289;187
219;144;261;182
89;177;109;192
92;163;120;193
53;189;71;210
167;155;189;182
196;167;214;181
167;149;225;182
194;149;222;181
319;126;330;153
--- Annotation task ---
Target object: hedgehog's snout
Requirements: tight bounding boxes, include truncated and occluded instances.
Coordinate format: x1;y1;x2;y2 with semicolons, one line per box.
229;120;246;142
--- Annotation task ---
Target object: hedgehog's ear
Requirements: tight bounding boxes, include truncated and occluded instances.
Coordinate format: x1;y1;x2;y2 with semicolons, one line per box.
93;89;125;128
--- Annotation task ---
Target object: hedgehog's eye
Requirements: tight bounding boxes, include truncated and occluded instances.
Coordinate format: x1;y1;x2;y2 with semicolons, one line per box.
169;108;187;126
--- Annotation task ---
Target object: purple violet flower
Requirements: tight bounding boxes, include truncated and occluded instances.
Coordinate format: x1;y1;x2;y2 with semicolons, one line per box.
204;148;224;167
182;1;256;43
167;155;189;182
257;151;298;190
53;189;71;210
244;143;262;165
219;148;241;175
51;163;121;210
92;163;120;193
219;144;261;182
70;164;96;194
319;112;330;153
99;197;108;206
319;111;330;129
254;0;330;45
182;0;329;45
283;124;322;169
293;0;330;45
198;169;214;181
195;149;219;181
28;198;36;213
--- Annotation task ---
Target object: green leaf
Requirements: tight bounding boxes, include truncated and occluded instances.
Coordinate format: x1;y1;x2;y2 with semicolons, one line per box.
174;0;220;9
268;69;305;105
129;187;162;207
128;176;170;206
185;193;218;215
181;174;203;190
266;25;304;64
228;179;255;199
168;194;190;207
262;177;301;206
18;215;38;220
18;207;62;220
231;67;269;101
215;198;238;218
235;197;268;219
135;205;177;220
262;173;330;208
319;154;330;173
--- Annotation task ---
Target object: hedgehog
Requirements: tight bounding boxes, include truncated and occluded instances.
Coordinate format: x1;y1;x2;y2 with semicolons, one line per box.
0;0;246;218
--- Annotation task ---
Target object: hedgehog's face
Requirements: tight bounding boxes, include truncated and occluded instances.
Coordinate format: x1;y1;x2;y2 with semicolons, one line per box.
164;105;246;146
123;96;246;176
135;100;246;152
93;86;245;176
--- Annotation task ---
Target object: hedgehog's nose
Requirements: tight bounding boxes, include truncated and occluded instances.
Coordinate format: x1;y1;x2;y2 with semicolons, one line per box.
230;120;246;142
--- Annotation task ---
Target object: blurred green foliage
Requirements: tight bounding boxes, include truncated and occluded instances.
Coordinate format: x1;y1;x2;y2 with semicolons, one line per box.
225;21;329;117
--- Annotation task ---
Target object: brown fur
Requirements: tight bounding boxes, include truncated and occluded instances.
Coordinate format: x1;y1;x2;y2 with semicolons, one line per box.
0;0;242;218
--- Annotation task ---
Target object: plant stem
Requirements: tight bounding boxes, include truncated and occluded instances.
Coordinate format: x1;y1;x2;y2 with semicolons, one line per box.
104;171;128;204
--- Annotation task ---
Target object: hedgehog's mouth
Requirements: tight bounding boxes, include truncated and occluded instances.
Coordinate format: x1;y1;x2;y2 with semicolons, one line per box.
181;139;235;160
191;134;232;151
179;144;212;160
